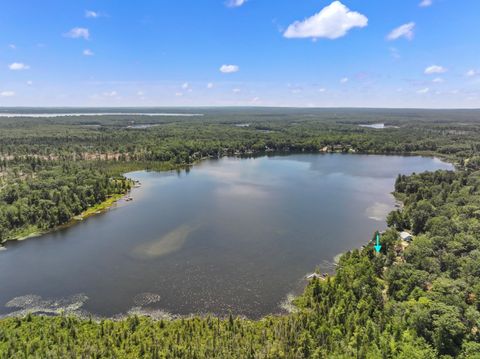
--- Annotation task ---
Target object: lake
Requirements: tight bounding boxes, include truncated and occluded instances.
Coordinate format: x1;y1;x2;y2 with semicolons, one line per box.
0;154;453;319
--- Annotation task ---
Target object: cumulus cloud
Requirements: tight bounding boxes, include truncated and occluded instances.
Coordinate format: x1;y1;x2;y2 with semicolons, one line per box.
64;28;90;40
8;44;16;49
425;65;447;74
283;1;368;40
181;82;190;90
83;49;94;56
0;91;15;97
387;22;415;41
340;77;349;84
232;88;241;93
27;80;33;86
9;62;30;70
419;0;433;7
85;10;99;18
220;64;239;73
417;87;430;94
432;77;444;83
226;0;246;7
207;83;214;89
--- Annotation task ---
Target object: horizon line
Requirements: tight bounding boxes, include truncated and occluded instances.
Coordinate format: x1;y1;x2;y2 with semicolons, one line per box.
0;106;479;111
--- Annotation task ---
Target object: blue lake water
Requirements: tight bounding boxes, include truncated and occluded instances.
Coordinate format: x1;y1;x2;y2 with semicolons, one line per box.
0;154;453;318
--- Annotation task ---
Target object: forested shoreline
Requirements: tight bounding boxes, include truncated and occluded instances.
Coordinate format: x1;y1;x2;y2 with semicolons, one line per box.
1;109;480;358
0;163;131;244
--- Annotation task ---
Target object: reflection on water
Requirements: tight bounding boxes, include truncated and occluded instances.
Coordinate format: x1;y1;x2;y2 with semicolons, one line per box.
0;154;453;318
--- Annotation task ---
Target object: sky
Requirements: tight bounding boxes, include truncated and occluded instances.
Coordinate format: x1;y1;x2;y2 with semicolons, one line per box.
0;0;479;108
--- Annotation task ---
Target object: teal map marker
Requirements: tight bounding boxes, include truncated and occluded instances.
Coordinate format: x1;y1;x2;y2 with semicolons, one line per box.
374;232;382;253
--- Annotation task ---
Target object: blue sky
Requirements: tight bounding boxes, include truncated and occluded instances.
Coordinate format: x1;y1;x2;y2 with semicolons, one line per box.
0;0;479;108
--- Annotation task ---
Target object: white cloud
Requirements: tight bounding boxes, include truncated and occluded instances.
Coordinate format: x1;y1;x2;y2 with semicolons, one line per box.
8;44;16;49
9;62;30;70
181;82;190;90
417;87;430;94
103;91;118;97
175;92;183;97
83;49;94;56
85;10;99;18
220;64;239;73
283;1;368;40
64;28;90;40
432;77;444;83
425;65;447;74
137;91;145;96
318;88;327;92
340;77;349;84
466;69;479;77
387;22;415;41
26;80;33;86
419;0;433;7
232;88;241;93
0;91;15;97
207;82;214;89
226;0;246;8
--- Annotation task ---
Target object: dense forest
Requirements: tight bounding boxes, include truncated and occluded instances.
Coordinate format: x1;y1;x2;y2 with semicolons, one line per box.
1;108;480;358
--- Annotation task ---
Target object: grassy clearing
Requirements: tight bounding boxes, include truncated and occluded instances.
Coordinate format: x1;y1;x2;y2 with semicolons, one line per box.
73;193;126;221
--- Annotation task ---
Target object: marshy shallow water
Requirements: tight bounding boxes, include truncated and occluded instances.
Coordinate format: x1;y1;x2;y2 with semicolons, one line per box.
0;154;452;318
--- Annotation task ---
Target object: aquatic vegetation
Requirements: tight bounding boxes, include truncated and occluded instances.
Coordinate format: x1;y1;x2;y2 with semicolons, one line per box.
132;223;200;259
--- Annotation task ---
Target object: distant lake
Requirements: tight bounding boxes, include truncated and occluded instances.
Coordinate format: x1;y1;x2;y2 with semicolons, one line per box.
359;123;399;129
0;112;203;118
0;154;452;319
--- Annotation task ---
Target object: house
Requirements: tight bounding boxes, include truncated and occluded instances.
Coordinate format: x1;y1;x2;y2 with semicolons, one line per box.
400;231;413;242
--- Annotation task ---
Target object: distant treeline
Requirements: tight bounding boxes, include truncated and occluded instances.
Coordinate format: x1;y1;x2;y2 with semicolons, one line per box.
1;109;480;167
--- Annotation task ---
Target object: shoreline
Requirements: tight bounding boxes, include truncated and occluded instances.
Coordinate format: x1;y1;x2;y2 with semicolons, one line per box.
0;191;131;248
